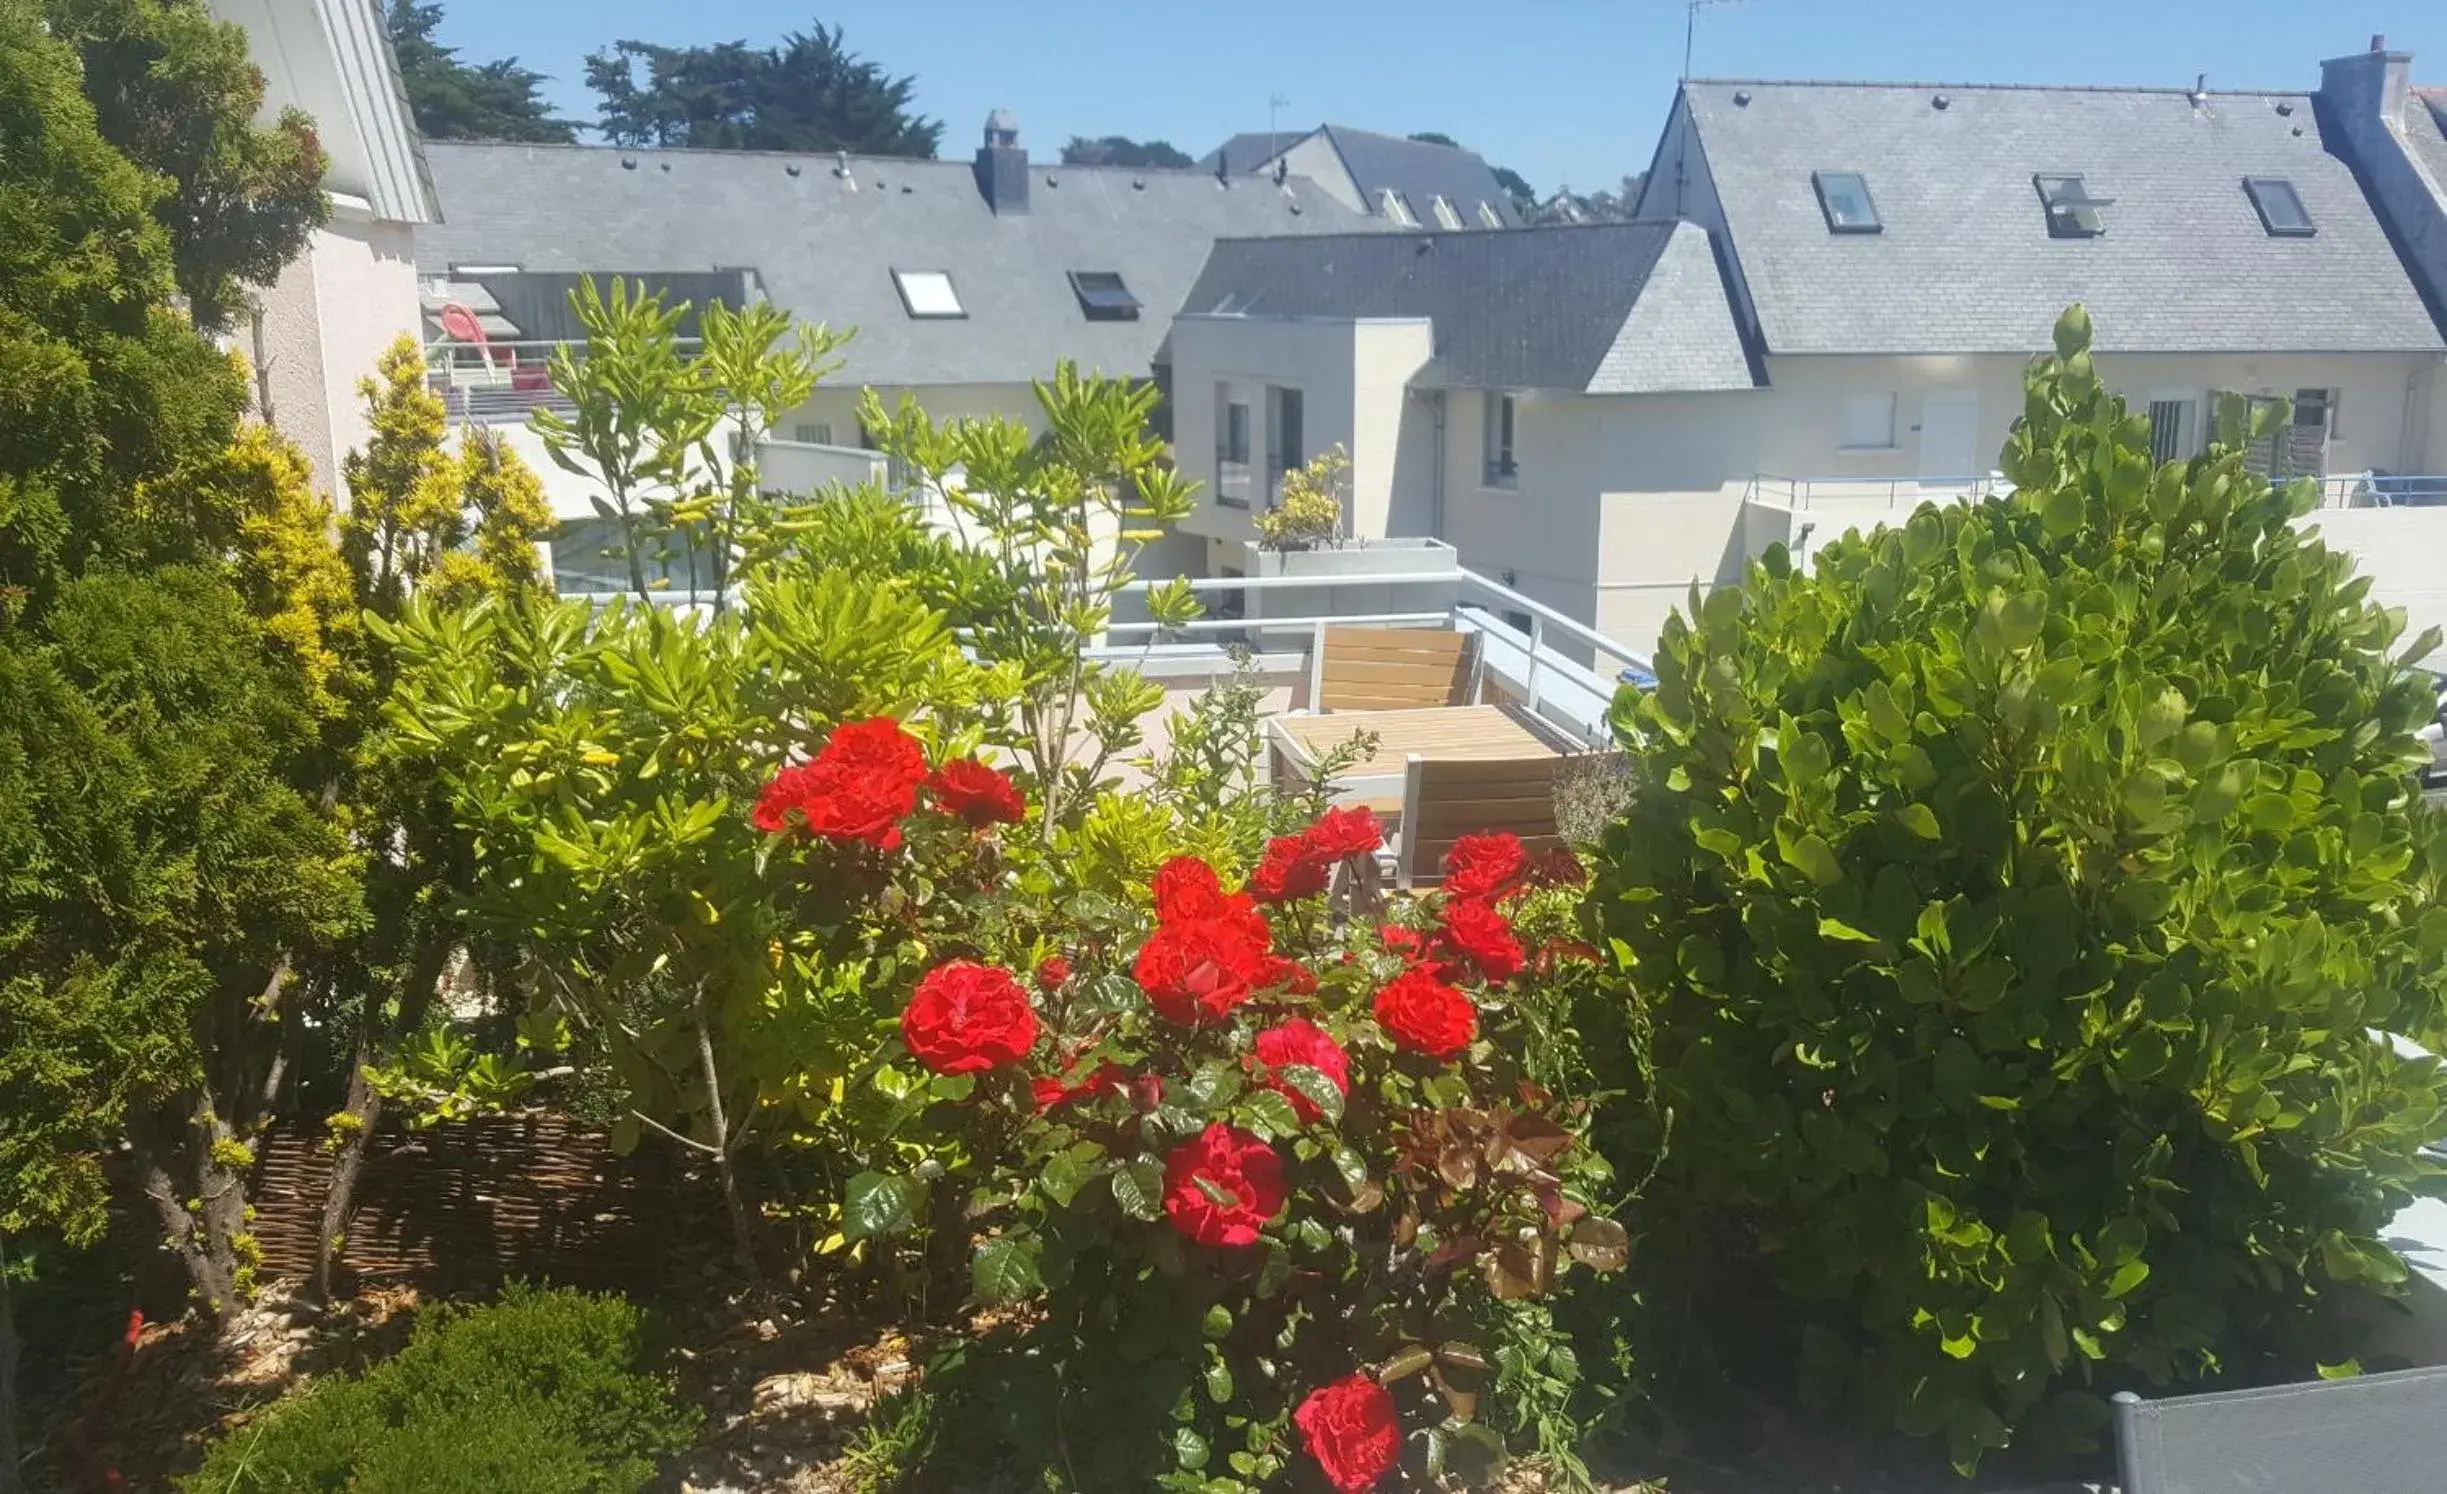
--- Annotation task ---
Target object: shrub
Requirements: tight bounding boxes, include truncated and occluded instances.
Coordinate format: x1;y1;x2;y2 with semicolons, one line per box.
180;1284;698;1492
1254;446;1349;552
1587;305;2447;1471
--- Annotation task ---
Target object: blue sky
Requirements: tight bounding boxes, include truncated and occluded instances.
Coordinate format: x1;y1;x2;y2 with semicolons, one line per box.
438;1;2447;196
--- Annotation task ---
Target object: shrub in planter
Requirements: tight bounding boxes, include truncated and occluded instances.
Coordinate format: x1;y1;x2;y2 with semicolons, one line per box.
1587;306;2447;1471
826;806;1626;1490
180;1283;698;1492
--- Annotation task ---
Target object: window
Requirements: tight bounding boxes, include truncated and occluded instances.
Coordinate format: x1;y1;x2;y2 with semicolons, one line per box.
1068;270;1141;320
1477;200;1504;229
891;268;964;318
2146;399;2197;465
1379;188;1420;227
793;421;835;446
1429;193;1464;231
1840;392;1897;450
2245;177;2314;237
1812;171;1881;233
1265;386;1305;497
2295;387;2337;435
1483;393;1518;487
1216;386;1252;507
2034;174;2110;238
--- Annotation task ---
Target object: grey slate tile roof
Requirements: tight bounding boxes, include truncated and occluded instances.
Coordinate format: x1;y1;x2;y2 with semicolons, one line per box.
1678;80;2445;355
2413;93;2447;210
1198;125;1523;228
1176;220;1754;393
414;141;1383;388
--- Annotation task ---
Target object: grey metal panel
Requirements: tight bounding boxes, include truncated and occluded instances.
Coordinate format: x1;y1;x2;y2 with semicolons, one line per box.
1683;80;2445;354
2112;1365;2447;1494
414;142;1386;388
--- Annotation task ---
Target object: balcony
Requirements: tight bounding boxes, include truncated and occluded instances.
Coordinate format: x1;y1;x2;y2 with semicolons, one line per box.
424;337;698;424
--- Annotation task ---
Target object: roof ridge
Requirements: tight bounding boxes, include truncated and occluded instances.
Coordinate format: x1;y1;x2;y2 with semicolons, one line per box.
1686;77;2310;99
421;139;1260;180
1206;220;1670;249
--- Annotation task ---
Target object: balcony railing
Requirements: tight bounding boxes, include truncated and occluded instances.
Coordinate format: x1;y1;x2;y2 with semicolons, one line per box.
423;338;700;423
1745;472;2010;511
2316;474;2447;509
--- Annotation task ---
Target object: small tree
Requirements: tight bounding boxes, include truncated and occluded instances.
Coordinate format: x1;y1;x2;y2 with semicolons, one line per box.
1253;444;1349;553
1589;306;2447;1470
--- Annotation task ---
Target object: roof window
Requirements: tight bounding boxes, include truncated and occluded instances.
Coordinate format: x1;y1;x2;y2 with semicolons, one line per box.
1379;188;1419;227
1477;200;1504;229
1429;193;1464;231
2034;174;2111;238
2244;177;2314;236
1811;171;1881;233
891;269;964;319
1068;270;1141;321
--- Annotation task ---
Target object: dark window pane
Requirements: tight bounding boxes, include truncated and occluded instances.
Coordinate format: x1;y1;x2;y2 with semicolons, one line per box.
1813;171;1881;233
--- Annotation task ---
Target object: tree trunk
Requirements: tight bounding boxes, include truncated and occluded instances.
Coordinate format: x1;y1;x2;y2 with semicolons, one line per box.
311;937;451;1302
131;1103;245;1324
691;1001;760;1283
0;1235;24;1494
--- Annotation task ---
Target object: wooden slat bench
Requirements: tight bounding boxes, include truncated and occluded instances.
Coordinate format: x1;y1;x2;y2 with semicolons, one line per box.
1318;626;1476;712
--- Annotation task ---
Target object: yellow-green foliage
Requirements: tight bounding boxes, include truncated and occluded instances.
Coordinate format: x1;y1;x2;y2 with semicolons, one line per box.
205;421;362;716
1254;444;1348;551
342;335;554;614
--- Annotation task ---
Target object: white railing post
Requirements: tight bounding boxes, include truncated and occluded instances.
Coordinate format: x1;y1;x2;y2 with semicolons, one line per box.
1526;614;1544;716
1309;618;1327;710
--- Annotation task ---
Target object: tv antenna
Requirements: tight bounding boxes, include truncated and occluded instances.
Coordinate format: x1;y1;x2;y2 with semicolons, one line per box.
1684;0;1745;81
1268;92;1291;157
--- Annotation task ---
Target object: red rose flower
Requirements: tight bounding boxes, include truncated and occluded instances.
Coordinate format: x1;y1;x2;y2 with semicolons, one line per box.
756;717;927;849
1034;955;1072;992
900;961;1039;1075
1306;805;1384;860
1033;1059;1133;1111
1163;1123;1286;1247
1436;898;1524;983
1152;855;1232;923
1441;830;1529;901
1251;1018;1350;1124
1373;968;1476;1059
1133;911;1275;1025
1250;833;1330;903
1295;1374;1401;1493
1029;1075;1068;1110
926;757;1026;827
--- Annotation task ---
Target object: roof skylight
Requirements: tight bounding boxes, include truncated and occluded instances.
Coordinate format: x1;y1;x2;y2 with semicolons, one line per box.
1379;188;1420;227
1812;171;1881;233
1068;270;1141;321
1477;200;1503;229
891;269;965;318
2034;174;2111;238
1430;194;1464;231
2244;177;2315;237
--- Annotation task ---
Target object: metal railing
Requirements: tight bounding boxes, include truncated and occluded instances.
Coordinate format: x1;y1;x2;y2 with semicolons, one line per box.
2316;474;2447;509
423;337;701;423
1745;472;2010;511
1100;566;1644;745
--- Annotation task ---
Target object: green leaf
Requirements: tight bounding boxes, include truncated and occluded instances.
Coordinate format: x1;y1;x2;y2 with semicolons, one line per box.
1186;1061;1243;1110
1818;916;1879;943
2103;1259;2150;1299
2039;486;2084;541
1172;1426;1210;1470
1039;1139;1106;1208
1276;1064;1345;1123
1779;828;1844;887
1242;1089;1301;1140
1330;1145;1368;1189
1896;802;1940;839
1112;1160;1164;1221
1204;1354;1234;1403
1932;1037;1981;1112
843;1171;922;1242
971;1234;1044;1306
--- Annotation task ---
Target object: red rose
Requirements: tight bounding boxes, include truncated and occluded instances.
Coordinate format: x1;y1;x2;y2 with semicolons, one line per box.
900;961;1039;1075
1441;830;1528;901
1436;898;1524;983
1163;1123;1287;1247
1373;968;1476;1059
755;717;927;849
1294;1374;1401;1493
1029;1075;1069;1110
1033;1059;1132;1110
1251;1019;1350;1124
1133;911;1274;1025
1250;833;1329;903
1035;955;1072;992
1307;805;1384;860
926;757;1026;826
1152;855;1232;923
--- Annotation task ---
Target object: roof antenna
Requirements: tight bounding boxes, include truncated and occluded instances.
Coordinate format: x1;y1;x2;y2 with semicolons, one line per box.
1267;91;1290;166
1683;0;1743;82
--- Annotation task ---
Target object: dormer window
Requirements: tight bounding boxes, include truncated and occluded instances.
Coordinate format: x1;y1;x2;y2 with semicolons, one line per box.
1379;188;1419;227
1068;270;1141;320
1812;171;1881;233
1477;200;1503;228
2244;177;2314;237
1429;194;1463;231
892;269;964;318
2035;174;2111;238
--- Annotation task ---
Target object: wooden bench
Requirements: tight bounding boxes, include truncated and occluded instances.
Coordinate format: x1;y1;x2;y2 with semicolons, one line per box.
1392;752;1567;889
1318;626;1476;712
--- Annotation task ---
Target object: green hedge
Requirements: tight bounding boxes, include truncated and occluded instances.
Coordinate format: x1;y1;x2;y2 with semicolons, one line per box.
182;1284;699;1493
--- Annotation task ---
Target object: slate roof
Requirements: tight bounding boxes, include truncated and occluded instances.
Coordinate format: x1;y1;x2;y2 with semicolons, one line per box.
1198;125;1523;228
2413;92;2447;208
414;141;1384;387
1176;220;1754;393
1676;80;2445;355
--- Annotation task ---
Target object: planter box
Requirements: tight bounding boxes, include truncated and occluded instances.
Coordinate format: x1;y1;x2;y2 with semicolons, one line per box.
1238;539;1461;640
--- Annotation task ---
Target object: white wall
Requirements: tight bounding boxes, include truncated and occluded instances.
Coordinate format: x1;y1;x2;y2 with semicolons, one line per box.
1170;316;1392;548
249;213;423;500
1350;321;1438;538
1280;134;1363;214
782;381;1053;447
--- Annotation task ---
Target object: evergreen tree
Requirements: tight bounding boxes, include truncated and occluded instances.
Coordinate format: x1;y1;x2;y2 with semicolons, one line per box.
586;20;940;156
1062;134;1192;169
384;0;575;144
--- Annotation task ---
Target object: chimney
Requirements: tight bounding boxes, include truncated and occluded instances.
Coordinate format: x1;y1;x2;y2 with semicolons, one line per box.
2320;37;2412;130
975;109;1027;215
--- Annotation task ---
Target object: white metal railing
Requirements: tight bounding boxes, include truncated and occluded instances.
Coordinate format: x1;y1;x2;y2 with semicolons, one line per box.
423;337;702;423
1746;472;2009;511
1099;566;1645;744
2317;474;2447;509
